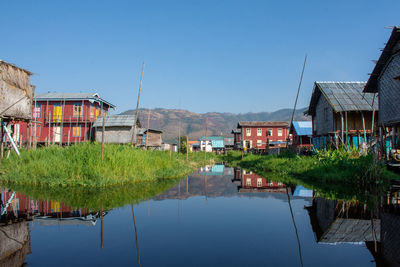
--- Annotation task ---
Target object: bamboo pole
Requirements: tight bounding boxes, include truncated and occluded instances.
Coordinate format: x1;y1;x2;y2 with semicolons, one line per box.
101;113;105;161
100;206;104;249
340;112;344;145
288;54;307;147
186;135;189;162
131;62;145;147
345;111;348;146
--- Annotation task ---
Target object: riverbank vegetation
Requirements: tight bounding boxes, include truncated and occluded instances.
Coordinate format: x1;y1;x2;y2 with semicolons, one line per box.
221;149;400;202
0;143;216;187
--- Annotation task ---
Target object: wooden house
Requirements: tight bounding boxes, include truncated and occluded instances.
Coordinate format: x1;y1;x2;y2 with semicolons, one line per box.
307;82;378;149
93;115;141;144
363;27;400;158
231;129;241;150
236;121;289;150
200;136;224;152
138;129;163;149
0;60;34;121
19;92;115;145
290;121;312;148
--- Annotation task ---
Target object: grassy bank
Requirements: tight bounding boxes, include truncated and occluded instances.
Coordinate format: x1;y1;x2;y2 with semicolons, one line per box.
0;143;216;187
220;150;400;202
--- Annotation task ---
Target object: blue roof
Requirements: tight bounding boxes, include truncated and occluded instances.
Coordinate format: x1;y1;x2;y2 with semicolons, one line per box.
292;121;312;136
200;136;224;141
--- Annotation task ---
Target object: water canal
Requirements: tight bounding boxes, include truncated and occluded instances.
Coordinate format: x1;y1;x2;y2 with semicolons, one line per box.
1;165;399;266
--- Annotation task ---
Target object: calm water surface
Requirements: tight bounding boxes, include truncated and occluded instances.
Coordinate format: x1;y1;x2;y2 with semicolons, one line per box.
1;166;399;266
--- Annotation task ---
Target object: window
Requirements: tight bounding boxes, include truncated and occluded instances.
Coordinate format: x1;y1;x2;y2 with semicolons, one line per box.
257;128;262;136
73;103;83;117
53;104;62;122
246;128;251;136
33;104;41;119
73;126;81;137
267;128;273;136
257;140;262;146
95;107;99;118
90;104;95;119
257;178;262;187
246;178;251;187
394;75;400;82
277;128;283;137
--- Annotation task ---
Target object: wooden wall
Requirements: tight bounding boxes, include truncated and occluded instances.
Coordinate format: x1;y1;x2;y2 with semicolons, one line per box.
378;48;400;126
314;95;335;135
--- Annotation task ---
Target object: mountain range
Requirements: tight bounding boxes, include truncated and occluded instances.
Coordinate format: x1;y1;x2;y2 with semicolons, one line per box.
121;107;310;143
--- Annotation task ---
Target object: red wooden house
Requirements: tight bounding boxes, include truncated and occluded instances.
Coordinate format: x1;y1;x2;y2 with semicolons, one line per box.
290;121;312;148
19;92;115;145
235;121;290;150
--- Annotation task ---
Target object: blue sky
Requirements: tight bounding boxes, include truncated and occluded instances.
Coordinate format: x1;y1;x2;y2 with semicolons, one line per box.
1;1;399;114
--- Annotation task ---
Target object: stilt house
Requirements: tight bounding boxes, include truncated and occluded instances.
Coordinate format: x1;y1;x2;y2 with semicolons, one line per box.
307;82;378;149
93;115;141;144
363;26;400;152
19;92;115;145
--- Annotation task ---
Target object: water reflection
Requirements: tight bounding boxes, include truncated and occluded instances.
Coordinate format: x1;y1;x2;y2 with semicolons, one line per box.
0;167;399;266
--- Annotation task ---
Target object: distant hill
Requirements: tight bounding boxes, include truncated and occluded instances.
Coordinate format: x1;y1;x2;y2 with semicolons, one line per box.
120;107;310;143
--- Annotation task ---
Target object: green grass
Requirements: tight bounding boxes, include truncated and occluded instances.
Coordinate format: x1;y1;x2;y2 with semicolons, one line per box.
220;149;400;203
0;143;216;187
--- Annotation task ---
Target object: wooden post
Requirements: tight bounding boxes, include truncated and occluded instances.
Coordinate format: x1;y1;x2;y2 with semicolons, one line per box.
33;95;37;149
101;114;105;161
204;118;208;161
69;116;72;145
391;126;396;149
146;110;150;149
67;130;70;146
340;112;344;145
361;111;367;146
345;111;348;146
131;62;145;147
186;135;189;162
60;96;65;146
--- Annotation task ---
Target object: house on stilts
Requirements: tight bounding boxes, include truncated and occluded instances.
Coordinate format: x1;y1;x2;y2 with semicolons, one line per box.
307;81;378;149
363;26;400;162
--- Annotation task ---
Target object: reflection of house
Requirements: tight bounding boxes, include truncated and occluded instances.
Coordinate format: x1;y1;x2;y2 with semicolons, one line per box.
293;185;313;197
290;121;312;148
93;115;141;144
200;165;225;176
306;198;380;244
20;92;115;145
307;82;378;149
0;221;31;267
232;168;286;193
235;121;289;150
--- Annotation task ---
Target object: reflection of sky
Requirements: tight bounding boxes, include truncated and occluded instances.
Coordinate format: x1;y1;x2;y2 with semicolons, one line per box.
23;171;375;266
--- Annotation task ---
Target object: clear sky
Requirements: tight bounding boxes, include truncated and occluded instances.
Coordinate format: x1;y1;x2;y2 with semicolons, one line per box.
1;1;399;114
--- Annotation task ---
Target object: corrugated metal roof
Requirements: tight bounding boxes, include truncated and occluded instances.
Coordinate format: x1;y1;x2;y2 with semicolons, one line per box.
292;121;312;136
35;92;116;108
200;136;224;141
238;121;289;127
364;27;400;93
308;82;378;115
93;115;138;127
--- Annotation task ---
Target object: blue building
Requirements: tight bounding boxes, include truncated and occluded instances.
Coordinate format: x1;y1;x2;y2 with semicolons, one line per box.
200;136;225;152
